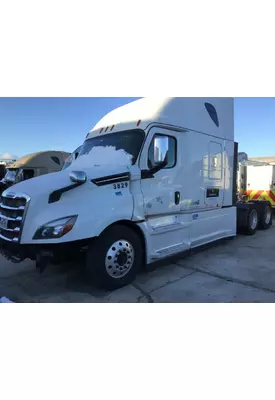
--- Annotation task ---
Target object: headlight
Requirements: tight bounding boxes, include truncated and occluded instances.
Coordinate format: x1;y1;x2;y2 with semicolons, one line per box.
33;216;77;239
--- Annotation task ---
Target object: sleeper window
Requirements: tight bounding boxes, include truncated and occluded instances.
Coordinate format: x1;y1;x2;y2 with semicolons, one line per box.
51;156;61;165
209;141;222;180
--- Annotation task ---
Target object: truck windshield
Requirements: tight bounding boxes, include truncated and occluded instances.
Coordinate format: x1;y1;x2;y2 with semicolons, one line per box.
79;129;145;165
62;146;82;170
62;155;74;170
4;168;19;183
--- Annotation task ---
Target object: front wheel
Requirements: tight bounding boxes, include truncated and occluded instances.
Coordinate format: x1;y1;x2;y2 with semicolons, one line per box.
86;225;143;290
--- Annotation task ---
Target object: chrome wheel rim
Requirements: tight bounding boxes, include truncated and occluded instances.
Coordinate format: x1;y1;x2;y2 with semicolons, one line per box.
105;240;135;278
265;208;272;225
250;209;258;230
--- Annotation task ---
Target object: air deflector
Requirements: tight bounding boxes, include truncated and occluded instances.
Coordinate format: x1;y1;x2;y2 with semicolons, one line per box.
205;102;219;127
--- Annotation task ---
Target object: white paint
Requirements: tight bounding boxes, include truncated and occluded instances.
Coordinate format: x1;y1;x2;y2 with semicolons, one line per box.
138;207;236;264
246;165;275;191
88;97;234;142
8;165;133;244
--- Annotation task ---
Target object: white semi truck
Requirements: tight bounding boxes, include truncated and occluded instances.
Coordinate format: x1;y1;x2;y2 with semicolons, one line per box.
0;98;272;289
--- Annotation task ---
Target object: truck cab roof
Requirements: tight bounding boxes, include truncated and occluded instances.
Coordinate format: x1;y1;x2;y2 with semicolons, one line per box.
87;97;234;141
7;150;70;169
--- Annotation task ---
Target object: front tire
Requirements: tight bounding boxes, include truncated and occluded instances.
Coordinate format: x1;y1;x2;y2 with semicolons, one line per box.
86;225;143;290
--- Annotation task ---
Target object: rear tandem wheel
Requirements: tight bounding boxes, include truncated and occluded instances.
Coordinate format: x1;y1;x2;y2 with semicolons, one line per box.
259;204;272;230
245;208;258;235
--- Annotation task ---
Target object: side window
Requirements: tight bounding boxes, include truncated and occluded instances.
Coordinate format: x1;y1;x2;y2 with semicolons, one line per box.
51;156;61;165
22;169;34;180
205;102;219;127
209;141;222;180
148;134;177;169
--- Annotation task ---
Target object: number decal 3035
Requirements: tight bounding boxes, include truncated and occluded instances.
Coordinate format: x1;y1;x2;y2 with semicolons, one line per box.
113;182;128;189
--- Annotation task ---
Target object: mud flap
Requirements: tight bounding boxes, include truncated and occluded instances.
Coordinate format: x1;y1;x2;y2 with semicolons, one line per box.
36;251;52;273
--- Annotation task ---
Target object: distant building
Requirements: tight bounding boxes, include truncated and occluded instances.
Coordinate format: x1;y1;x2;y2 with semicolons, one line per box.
248;156;275;165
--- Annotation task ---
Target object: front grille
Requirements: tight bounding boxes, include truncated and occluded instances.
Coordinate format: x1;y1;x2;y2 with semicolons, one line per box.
1;197;26;208
0;193;30;243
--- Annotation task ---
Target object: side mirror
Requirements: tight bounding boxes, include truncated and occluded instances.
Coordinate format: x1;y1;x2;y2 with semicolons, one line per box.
69;170;87;184
149;136;169;173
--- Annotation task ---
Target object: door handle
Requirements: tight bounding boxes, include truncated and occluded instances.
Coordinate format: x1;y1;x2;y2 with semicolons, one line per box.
175;191;180;205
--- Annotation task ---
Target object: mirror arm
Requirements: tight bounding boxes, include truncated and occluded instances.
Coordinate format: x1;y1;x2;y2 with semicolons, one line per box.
141;158;168;179
150;163;165;174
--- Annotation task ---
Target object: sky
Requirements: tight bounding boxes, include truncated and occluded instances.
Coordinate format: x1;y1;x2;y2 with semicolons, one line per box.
0;97;274;159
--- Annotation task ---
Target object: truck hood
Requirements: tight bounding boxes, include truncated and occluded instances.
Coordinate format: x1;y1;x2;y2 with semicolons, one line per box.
3;165;130;198
9;163;137;244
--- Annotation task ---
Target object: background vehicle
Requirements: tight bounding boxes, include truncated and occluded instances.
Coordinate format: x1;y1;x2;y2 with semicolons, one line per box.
0;98;272;289
0;164;6;181
237;154;275;207
244;164;275;206
0;150;70;195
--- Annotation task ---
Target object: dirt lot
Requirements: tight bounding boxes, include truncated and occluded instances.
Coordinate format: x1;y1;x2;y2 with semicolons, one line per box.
1;225;275;302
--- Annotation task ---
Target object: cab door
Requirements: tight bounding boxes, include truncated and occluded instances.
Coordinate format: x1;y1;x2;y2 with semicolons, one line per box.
139;127;190;256
139;127;182;217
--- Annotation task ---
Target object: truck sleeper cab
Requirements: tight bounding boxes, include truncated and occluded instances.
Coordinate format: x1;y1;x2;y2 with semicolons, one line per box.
0;98;272;289
0;150;70;195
